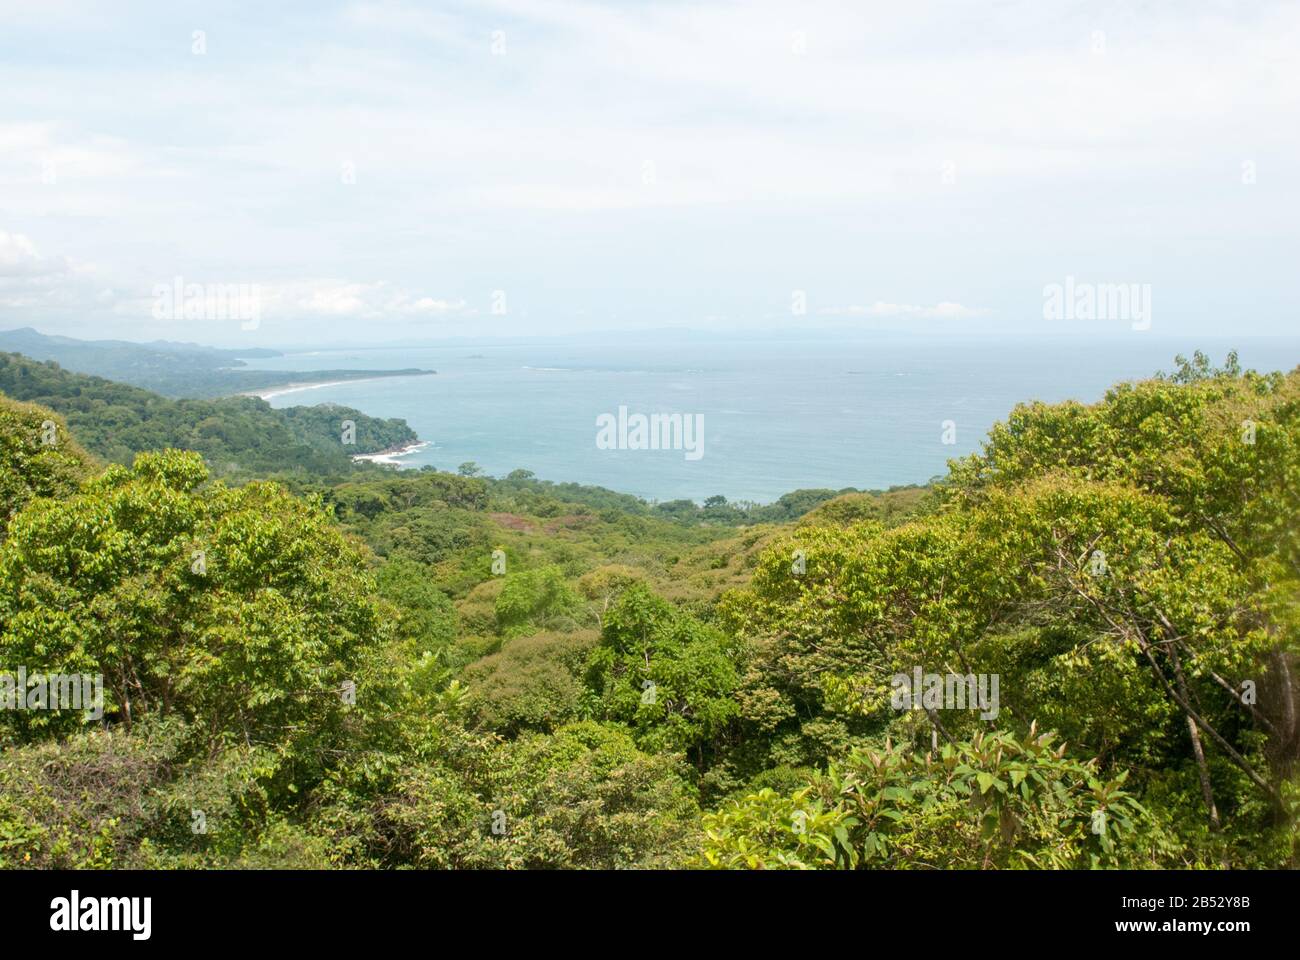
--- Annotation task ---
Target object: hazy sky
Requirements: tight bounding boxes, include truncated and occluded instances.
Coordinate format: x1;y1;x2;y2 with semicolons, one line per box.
1;0;1297;347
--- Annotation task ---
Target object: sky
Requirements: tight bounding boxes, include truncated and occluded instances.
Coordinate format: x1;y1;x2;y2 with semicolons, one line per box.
0;0;1297;347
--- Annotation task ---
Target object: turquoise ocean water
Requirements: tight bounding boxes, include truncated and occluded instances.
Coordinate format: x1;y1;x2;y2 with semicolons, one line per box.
243;336;1300;504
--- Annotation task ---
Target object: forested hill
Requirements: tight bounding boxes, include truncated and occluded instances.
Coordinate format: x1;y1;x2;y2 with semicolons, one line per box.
0;351;1296;871
0;352;416;477
0;327;432;399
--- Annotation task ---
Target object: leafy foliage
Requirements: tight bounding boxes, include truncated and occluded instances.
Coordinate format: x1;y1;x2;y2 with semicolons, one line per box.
0;352;416;476
0;395;96;536
700;727;1157;869
0;450;386;769
1;353;1296;871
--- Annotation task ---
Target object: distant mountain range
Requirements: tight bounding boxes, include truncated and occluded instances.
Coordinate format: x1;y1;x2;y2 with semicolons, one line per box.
0;328;433;399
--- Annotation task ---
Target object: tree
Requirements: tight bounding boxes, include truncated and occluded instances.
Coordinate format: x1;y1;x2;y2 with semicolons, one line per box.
699;727;1158;870
493;565;583;635
375;557;458;651
585;584;743;766
0;394;96;537
0;353;415;478
0;449;388;770
717;359;1300;863
462;630;599;734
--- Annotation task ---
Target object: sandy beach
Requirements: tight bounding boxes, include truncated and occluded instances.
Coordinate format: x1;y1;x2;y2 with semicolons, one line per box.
244;377;388;401
350;440;431;465
244;372;434;401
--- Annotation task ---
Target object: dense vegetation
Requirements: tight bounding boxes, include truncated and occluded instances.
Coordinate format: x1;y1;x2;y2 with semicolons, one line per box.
0;352;417;477
0;327;432;399
0;351;1295;869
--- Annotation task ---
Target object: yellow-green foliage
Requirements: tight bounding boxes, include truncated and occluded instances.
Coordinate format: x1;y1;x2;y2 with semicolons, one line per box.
0;393;96;535
3;359;1296;871
712;357;1300;867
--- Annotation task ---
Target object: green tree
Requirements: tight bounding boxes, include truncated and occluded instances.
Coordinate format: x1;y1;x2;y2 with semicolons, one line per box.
585;584;742;765
494;565;582;635
0;449;387;771
375;557;458;651
699;727;1159;870
0;394;96;537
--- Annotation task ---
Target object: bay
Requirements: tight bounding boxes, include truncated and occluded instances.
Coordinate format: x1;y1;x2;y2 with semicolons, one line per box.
241;335;1300;503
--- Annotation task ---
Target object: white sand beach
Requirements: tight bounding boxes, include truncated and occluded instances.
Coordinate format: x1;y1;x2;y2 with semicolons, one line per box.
350;440;431;465
245;377;387;401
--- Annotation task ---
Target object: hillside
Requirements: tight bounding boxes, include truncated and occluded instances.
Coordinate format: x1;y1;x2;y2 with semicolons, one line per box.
0;328;433;399
0;351;1295;871
0;352;418;477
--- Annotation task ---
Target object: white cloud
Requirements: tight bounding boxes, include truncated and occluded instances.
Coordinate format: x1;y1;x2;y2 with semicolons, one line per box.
0;123;152;188
0;231;65;278
1;0;1297;339
0;229;466;340
264;280;467;320
0;231;111;313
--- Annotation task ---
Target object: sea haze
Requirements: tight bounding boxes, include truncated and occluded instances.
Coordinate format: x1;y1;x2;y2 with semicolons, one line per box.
242;336;1300;504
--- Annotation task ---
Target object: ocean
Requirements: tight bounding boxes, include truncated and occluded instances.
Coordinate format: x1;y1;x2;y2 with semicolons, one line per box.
243;336;1300;504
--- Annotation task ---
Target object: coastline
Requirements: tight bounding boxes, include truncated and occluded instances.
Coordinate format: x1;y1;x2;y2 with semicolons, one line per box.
242;371;435;401
351;440;431;465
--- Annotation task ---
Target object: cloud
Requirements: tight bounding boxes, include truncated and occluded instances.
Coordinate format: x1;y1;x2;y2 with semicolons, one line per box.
0;231;113;313
0;231;66;278
0;123;157;219
0;230;467;341
262;280;467;320
1;1;1297;339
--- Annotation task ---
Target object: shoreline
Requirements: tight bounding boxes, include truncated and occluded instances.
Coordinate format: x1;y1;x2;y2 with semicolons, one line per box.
242;371;436;401
351;440;431;465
